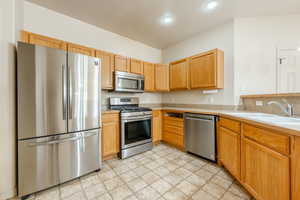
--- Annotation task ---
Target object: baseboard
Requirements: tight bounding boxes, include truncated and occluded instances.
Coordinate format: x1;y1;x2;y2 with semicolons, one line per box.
0;187;17;200
102;153;118;161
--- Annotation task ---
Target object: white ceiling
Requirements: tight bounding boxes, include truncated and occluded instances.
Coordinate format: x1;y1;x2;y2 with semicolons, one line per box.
26;0;300;49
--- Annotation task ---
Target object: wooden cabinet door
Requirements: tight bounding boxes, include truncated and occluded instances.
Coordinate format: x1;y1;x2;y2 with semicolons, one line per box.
170;59;189;90
96;50;114;90
67;43;95;56
152;110;162;143
189;49;224;89
144;62;155;92
27;32;67;50
155;64;169;91
130;59;144;75
115;55;130;72
242;138;290;200
102;113;120;160
219;127;241;179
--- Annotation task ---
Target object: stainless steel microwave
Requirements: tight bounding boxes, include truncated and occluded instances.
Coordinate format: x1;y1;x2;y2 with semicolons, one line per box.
114;71;144;93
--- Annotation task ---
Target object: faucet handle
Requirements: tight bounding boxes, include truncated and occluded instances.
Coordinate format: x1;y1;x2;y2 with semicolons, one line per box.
287;104;294;117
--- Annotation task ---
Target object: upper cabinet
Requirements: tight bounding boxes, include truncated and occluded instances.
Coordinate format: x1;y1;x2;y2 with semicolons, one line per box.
67;43;95;56
189;49;224;89
96;50;115;90
143;62;155;92
114;55;130;72
170;58;189;90
20;31;225;93
22;31;67;50
155;64;169;92
130;59;144;75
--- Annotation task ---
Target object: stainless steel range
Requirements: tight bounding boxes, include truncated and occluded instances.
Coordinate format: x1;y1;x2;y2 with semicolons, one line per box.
110;97;152;159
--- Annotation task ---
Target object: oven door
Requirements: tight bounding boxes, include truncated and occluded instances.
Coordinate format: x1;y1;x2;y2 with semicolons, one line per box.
121;116;152;149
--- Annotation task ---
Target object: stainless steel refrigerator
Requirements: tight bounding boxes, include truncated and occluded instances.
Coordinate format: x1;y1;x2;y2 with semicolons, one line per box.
17;42;101;197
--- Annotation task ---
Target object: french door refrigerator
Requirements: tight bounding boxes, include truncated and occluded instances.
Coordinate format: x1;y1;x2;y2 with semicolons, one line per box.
17;42;101;197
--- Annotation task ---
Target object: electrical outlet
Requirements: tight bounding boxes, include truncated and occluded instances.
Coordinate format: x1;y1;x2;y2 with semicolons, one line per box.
256;101;263;106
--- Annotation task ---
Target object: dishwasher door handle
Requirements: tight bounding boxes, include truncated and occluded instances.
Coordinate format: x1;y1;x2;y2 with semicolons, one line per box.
185;117;213;122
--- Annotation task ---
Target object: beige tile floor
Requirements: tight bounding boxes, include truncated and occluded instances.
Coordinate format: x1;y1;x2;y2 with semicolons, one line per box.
15;144;255;200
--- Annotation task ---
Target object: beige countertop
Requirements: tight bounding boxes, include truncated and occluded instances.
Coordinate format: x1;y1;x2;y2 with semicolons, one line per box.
101;106;300;136
153;107;300;136
101;109;120;114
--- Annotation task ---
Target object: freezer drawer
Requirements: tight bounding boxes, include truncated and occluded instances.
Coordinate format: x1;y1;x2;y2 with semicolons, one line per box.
184;113;216;162
18;130;100;197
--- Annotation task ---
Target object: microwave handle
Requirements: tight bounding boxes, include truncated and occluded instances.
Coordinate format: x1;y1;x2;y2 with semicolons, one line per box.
140;79;144;90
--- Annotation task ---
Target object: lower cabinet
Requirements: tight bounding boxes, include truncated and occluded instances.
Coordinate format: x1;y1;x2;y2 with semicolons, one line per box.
152;110;162;143
242;138;290;200
101;113;120;160
218;117;293;200
218;127;241;180
162;112;184;149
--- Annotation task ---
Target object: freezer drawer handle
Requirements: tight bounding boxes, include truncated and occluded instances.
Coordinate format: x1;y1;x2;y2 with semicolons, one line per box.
28;136;82;147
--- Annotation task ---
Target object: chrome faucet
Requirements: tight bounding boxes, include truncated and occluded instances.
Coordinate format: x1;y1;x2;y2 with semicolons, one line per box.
267;101;294;117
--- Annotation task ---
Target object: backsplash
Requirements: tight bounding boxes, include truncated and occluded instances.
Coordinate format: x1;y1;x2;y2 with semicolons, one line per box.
101;90;162;109
242;96;300;117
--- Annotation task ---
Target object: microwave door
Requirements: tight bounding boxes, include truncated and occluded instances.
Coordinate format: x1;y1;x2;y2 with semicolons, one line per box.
116;77;139;92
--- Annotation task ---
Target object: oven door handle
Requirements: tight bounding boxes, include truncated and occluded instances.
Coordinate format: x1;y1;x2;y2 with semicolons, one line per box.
122;117;151;122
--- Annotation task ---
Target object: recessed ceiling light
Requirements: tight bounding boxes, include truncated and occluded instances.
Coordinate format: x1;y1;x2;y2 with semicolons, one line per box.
202;0;220;12
159;14;174;26
206;1;219;10
297;47;300;51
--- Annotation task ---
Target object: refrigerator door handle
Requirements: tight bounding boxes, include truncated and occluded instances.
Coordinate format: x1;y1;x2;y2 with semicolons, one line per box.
62;64;67;120
68;66;73;120
28;136;82;147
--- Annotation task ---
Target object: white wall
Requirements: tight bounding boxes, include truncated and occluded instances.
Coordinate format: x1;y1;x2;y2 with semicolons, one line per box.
162;22;235;105
24;2;163;105
234;15;300;104
23;2;161;63
0;0;24;199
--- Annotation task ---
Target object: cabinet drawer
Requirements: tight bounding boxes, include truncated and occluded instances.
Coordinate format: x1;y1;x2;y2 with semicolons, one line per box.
163;125;183;136
102;113;119;123
163;116;184;127
219;117;241;133
243;124;290;155
163;132;184;148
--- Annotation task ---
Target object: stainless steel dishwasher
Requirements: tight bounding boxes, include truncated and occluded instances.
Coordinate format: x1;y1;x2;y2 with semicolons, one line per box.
184;113;217;162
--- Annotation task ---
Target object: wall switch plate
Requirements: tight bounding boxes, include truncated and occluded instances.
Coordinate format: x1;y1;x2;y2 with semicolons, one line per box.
256;101;264;106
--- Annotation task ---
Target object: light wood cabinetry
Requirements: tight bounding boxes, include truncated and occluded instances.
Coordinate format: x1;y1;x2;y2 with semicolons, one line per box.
115;55;130;72
162;112;184;149
169;59;189;90
102;113;120;160
130;59;144;75
155;64;169;92
292;137;300;200
241;138;290;200
218;126;241;180
96;50;115;90
143;62;155;92
67;43;95;56
243;124;290;155
152;110;162;143
23;31;67;50
218;117;296;200
20;30;225;93
189;49;224;89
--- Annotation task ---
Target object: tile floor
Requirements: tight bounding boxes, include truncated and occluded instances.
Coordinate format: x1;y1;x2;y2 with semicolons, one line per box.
15;144;254;200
